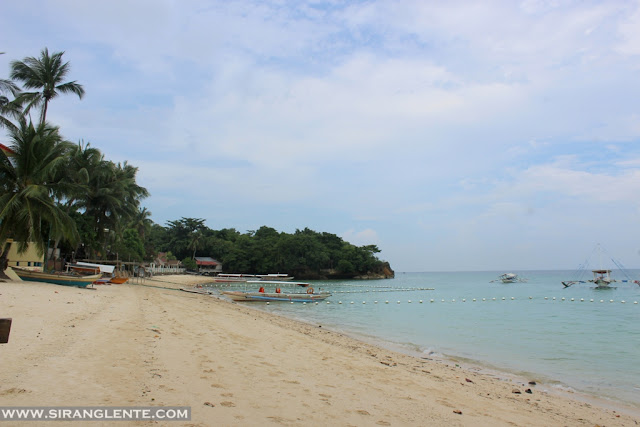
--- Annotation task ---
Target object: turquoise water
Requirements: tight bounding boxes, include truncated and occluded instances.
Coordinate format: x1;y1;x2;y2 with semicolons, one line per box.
208;271;640;407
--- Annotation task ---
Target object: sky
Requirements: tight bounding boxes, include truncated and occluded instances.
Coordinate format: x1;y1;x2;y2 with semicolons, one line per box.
2;0;640;272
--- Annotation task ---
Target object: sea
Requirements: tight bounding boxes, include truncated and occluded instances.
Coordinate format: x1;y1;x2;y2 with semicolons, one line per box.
206;271;640;409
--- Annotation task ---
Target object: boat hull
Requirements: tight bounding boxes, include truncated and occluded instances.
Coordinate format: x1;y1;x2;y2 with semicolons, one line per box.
109;277;129;284
222;291;331;303
13;269;101;288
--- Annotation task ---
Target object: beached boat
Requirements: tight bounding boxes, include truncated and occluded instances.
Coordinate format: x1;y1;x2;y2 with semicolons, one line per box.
222;281;330;302
13;268;101;288
109;277;129;284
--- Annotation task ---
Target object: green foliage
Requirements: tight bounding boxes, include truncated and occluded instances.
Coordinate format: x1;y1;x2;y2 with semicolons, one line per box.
182;257;197;271
150;218;389;278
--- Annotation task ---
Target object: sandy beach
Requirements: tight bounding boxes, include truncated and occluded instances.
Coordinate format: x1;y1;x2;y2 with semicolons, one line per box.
1;274;638;426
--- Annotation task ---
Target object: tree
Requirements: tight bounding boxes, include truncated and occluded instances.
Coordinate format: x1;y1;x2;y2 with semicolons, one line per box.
0;119;78;276
10;48;85;126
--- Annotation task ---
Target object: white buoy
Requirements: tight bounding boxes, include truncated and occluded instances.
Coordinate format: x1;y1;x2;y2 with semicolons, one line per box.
511;297;515;300
374;301;378;304
362;301;366;304
385;301;389;304
326;301;330;304
266;302;270;305
291;301;294;304
502;297;506;300
634;301;638;304
419;300;423;303
472;298;476;302
544;297;548;300
397;301;401;304
552;297;556;300
482;298;486;301
561;297;565;301
430;299;434;303
462;299;466;302
441;299;445;302
529;296;532;299
610;300;614;303
339;301;342;304
350;301;354;304
590;299;593;302
600;300;604;303
570;298;574;301
621;300;626;304
303;302;307;305
580;298;584;302
492;297;496;301
408;300;412;303
452;299;456;302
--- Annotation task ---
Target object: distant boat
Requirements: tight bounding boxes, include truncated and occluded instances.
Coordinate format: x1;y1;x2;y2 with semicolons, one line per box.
13;268;101;288
212;273;257;283
499;273;518;283
562;244;640;288
222;281;330;302
256;273;294;281
493;273;527;283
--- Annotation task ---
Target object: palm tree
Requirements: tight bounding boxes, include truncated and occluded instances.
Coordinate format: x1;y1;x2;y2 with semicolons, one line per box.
0;53;21;132
0;118;78;277
79;160;149;259
10;48;85;126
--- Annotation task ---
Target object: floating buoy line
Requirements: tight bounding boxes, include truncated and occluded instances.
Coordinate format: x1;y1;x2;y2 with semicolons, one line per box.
204;284;638;306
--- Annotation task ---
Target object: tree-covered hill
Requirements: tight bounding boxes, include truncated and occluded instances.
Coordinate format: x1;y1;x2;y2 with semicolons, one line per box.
149;219;394;280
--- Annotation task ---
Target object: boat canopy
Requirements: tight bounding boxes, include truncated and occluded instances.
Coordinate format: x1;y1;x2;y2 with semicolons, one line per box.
74;262;115;274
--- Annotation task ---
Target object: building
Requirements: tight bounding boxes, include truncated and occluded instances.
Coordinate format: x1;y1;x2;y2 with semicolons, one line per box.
194;257;222;275
3;239;45;271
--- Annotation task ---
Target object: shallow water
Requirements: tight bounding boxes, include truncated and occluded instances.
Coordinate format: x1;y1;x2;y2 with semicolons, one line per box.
208;271;640;407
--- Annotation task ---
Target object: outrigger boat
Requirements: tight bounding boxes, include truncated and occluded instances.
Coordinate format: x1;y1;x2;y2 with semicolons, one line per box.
562;244;640;288
256;273;294;281
12;268;101;288
492;273;527;283
212;273;257;283
222;281;331;302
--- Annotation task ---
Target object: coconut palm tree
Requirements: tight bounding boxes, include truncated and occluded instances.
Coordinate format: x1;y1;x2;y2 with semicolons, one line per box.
10;48;85;126
0;53;21;131
0;118;78;277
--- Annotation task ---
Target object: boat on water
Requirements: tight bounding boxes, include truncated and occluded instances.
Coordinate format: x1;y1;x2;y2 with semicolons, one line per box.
499;273;518;283
492;273;527;283
562;244;640;288
222;281;331;302
256;273;294;281
212;273;258;283
12;268;101;288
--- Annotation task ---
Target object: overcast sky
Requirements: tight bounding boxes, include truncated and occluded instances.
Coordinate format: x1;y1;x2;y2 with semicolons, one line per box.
2;0;640;272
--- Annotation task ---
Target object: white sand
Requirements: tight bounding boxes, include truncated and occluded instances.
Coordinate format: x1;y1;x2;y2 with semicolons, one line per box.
1;274;638;426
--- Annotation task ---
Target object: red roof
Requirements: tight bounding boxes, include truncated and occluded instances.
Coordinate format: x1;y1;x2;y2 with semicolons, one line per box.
196;260;218;266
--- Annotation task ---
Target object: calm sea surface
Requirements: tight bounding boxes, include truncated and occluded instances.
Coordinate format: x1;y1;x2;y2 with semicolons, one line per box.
207;271;640;408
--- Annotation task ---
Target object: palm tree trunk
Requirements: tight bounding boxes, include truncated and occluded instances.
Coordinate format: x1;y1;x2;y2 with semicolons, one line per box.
0;241;12;280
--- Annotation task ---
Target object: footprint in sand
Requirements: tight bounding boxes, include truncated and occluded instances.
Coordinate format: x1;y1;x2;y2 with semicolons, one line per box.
220;401;235;407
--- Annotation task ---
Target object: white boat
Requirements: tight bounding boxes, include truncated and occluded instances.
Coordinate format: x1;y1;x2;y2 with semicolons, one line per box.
221;281;330;302
499;273;518;283
256;273;294;281
562;244;640;288
212;273;257;283
493;273;526;283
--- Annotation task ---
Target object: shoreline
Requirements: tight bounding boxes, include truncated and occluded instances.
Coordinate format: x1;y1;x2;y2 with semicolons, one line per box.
1;274;639;426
